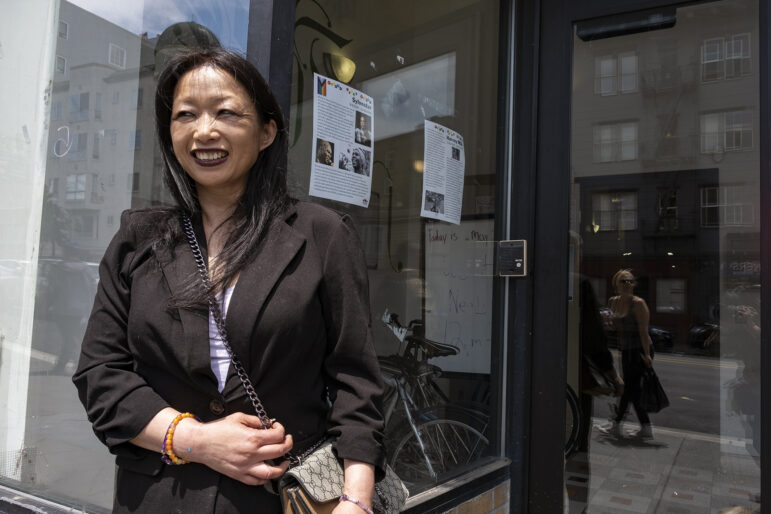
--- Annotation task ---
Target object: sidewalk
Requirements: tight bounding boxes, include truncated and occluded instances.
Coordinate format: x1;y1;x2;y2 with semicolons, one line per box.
565;419;760;514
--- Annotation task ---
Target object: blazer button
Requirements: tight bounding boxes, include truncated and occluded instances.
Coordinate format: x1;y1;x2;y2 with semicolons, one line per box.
209;399;225;415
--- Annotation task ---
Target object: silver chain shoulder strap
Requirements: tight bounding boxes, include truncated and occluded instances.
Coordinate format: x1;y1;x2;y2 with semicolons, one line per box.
181;215;272;427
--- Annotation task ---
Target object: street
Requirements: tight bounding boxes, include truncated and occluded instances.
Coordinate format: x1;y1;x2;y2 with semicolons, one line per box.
593;351;757;443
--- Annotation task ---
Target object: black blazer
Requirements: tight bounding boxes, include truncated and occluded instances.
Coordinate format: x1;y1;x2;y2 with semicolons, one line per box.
73;202;385;513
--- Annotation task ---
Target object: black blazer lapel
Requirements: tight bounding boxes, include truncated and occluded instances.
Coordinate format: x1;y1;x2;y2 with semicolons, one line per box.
156;241;219;391
222;206;306;398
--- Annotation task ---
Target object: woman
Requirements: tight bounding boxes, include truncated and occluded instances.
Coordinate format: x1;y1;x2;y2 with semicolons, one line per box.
354;113;371;147
73;49;384;513
351;148;368;176
603;269;653;439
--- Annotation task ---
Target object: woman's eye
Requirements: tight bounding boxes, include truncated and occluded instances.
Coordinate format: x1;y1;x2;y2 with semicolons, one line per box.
173;111;194;120
218;109;237;117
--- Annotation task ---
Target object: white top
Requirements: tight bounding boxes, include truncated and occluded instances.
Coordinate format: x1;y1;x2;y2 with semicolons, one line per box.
209;286;235;392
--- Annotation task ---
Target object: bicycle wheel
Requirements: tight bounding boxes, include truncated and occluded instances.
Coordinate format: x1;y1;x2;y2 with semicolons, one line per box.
389;412;489;493
565;384;581;457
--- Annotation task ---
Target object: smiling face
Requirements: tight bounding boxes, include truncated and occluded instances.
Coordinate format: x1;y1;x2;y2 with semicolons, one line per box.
170;65;276;199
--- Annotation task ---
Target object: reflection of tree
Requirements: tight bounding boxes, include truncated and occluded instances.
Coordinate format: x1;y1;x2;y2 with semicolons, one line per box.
292;0;353;147
40;192;70;257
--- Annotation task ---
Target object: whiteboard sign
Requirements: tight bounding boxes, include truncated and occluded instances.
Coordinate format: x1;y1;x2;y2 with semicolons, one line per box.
424;219;494;374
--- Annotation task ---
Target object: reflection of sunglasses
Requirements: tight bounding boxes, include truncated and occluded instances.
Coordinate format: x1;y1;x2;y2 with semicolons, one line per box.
620;279;636;285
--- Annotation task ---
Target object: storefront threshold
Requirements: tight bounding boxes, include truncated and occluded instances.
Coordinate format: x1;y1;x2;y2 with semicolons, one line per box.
0;483;84;513
404;457;511;510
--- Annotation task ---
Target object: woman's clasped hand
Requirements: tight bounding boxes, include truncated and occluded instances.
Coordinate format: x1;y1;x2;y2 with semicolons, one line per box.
172;413;293;485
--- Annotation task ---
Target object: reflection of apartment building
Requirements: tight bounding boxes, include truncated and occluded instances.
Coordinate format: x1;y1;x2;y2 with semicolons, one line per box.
572;8;758;350
44;1;161;261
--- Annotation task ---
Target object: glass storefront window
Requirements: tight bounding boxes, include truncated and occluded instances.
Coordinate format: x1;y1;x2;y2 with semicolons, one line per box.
566;1;761;512
3;1;250;510
288;0;503;496
2;0;505;509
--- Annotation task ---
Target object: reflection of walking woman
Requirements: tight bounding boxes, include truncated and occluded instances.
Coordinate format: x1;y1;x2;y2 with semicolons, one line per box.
605;269;654;439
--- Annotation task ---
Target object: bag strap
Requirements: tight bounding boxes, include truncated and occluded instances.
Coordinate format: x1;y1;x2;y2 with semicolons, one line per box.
181;215;273;427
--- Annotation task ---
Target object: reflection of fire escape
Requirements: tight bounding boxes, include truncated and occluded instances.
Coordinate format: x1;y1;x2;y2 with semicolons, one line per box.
640;62;698;166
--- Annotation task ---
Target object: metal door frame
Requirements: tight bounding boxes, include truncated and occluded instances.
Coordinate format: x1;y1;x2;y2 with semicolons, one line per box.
513;0;771;511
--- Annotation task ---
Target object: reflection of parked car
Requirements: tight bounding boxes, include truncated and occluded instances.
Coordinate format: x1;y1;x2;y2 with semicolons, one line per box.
689;322;719;355
599;307;674;353
33;259;99;373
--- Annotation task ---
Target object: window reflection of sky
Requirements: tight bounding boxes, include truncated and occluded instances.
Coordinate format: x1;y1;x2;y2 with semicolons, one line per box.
70;0;249;53
360;52;456;141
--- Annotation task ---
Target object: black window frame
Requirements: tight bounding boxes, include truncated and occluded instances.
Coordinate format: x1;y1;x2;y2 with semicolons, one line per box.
530;0;771;511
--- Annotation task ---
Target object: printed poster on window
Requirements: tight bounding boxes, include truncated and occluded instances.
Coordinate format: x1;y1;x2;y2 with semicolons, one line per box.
309;73;374;207
421;121;465;225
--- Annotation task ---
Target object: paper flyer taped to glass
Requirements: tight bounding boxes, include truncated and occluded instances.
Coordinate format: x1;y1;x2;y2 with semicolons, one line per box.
309;73;374;207
421;120;465;225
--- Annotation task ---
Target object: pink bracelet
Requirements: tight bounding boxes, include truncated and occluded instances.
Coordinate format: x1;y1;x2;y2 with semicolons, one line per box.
339;494;374;514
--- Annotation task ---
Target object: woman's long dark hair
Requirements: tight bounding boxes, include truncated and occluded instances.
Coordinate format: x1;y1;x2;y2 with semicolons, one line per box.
154;49;292;306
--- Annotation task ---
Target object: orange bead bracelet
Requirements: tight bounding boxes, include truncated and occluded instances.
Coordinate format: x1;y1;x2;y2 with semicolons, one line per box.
161;412;199;465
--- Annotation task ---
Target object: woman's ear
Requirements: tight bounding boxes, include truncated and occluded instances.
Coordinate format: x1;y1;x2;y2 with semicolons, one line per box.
259;119;278;151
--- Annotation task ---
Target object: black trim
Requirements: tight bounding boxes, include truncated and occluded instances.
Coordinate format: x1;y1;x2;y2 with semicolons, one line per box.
247;0;296;126
760;0;770;506
529;0;572;511
401;466;510;514
507;0;541;511
492;0;516;481
246;0;273;77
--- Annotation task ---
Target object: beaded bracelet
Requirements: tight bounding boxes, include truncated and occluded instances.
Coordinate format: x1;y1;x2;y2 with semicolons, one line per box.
161;412;199;465
339;494;374;514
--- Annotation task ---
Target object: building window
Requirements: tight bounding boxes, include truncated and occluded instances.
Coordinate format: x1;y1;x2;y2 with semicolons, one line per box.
594;52;637;95
68;132;88;160
106;129;117;145
112;91;120;104
656;279;686;313
701;186;754;227
593;121;637;162
51;101;62;121
91;174;102;203
58;20;68;39
130;130;141;150
94;93;102;120
69;92;90;122
108;43;126;69
107;215;114;226
92;133;100;159
700;110;752;153
726;34;751;78
65;173;87;201
701;38;724;81
55;55;66;74
592;191;637;232
657;189;678;231
132;172;140;193
702;34;751;82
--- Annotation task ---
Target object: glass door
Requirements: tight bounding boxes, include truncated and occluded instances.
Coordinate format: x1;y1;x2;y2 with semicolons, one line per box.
565;1;761;512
